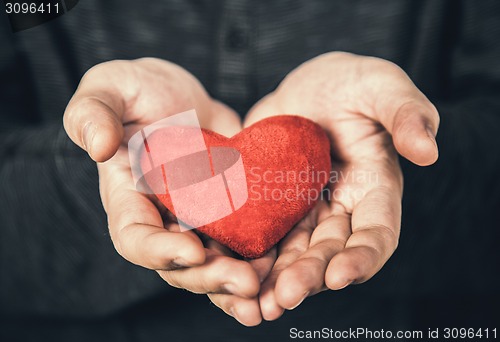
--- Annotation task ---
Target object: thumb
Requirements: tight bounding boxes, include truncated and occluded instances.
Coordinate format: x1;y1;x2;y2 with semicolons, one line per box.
63;96;124;162
391;101;440;166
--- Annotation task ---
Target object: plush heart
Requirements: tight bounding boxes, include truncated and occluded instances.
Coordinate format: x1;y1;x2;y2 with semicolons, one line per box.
139;115;331;258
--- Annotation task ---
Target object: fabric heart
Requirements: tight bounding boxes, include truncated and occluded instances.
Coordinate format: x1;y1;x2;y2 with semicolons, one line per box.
139;115;331;258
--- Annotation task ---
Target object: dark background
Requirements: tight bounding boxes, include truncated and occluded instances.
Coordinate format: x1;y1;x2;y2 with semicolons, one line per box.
0;1;499;341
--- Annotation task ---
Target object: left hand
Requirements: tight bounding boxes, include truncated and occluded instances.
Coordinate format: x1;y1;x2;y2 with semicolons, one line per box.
245;52;440;320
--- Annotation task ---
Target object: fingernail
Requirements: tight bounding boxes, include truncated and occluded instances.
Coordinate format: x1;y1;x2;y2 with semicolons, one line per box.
229;307;241;323
289;291;309;310
82;122;95;154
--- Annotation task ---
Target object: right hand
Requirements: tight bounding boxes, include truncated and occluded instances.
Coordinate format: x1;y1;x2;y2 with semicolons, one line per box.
63;58;274;326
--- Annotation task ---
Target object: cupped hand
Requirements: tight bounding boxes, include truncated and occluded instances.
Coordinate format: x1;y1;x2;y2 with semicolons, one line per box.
245;52;440;320
63;58;274;326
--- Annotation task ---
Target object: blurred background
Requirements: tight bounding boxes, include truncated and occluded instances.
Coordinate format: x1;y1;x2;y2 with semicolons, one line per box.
0;1;499;341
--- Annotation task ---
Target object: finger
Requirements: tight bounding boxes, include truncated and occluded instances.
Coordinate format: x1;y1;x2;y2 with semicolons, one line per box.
204;240;267;327
274;211;351;310
208;100;242;137
390;100;440;166
205;241;276;291
158;254;260;298
99;158;206;270
244;93;277;127
248;247;277;282
325;185;401;289
108;192;206;269
208;294;262;327
64;96;124;162
259;211;316;321
360;59;440;166
63;61;134;162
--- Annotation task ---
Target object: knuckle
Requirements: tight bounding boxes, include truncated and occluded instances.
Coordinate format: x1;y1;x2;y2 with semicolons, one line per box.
367;57;404;76
110;229;150;269
372;224;399;255
352;223;399;258
320;51;357;63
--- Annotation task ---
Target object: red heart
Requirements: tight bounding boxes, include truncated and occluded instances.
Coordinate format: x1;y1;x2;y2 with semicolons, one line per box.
139;115;331;258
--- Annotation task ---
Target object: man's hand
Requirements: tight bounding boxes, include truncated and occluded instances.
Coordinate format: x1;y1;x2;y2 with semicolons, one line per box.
63;58;273;326
245;52;440;320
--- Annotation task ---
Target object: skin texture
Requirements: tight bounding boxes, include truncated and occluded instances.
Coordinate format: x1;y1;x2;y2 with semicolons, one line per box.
63;53;439;326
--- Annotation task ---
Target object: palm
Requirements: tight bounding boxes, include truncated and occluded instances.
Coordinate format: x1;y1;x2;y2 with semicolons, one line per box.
325;109;402;216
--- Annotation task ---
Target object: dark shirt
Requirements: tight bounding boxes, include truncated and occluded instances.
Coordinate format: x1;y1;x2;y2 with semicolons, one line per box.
1;1;499;341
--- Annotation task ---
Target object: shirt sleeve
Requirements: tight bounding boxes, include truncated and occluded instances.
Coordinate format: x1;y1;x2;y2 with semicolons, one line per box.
0;19;167;317
397;0;500;296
